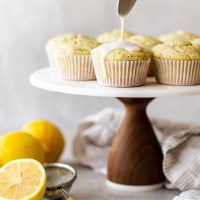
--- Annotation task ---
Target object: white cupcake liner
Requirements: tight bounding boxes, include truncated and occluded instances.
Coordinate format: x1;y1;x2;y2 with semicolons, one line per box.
154;58;200;86
92;59;150;87
54;55;96;80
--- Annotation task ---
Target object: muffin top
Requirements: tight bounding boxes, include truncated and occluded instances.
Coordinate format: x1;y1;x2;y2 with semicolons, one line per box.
97;29;135;43
128;35;162;49
51;33;100;55
46;33;91;49
192;38;200;46
153;41;200;60
159;30;199;43
91;42;152;61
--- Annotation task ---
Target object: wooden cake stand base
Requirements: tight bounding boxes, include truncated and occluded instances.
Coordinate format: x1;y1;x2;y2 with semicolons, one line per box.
107;98;165;190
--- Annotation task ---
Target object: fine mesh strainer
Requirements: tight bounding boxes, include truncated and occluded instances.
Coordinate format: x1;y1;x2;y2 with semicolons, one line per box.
44;163;77;200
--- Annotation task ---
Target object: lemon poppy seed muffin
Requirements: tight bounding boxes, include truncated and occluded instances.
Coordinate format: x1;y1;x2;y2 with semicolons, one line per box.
54;36;100;55
46;33;91;70
152;41;200;85
48;33;100;80
91;43;152;87
46;33;91;49
128;35;162;49
153;41;200;60
97;29;135;43
192;38;200;46
91;47;151;61
128;35;163;76
159;30;199;43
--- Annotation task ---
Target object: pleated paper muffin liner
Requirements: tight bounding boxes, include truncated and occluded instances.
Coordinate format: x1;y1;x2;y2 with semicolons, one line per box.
54;55;96;80
154;58;200;86
92;59;150;87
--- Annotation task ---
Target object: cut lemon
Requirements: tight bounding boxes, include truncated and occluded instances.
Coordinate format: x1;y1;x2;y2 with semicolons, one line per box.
0;159;46;200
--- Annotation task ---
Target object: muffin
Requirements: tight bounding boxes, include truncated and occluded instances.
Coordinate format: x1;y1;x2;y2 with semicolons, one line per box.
153;41;200;85
192;38;200;46
91;41;152;87
46;33;91;71
159;30;199;43
97;29;135;43
51;34;100;80
128;35;162;49
128;35;163;76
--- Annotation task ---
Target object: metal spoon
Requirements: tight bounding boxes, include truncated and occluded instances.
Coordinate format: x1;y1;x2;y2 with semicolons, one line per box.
60;188;75;200
118;0;137;17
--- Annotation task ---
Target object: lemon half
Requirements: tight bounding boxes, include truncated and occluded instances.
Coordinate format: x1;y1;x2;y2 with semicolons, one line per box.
0;159;46;200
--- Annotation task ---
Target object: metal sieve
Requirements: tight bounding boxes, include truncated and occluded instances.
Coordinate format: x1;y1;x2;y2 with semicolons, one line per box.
44;163;77;200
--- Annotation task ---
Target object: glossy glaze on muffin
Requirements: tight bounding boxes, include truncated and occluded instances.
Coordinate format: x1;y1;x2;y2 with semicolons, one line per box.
91;42;152;61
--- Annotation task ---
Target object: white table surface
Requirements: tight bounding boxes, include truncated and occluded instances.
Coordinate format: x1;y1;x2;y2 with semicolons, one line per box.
55;163;180;200
30;68;200;98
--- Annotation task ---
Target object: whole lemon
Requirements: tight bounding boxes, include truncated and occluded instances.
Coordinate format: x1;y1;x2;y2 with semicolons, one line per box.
0;132;45;167
22;120;65;163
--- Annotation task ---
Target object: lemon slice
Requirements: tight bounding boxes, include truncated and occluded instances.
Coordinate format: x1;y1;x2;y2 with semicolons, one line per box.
0;159;46;200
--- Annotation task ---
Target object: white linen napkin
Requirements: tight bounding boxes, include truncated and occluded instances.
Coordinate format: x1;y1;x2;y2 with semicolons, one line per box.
173;190;200;200
73;108;124;174
152;119;200;191
73;108;200;200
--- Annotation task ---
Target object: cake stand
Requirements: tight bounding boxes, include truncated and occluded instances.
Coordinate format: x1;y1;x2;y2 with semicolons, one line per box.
30;67;200;191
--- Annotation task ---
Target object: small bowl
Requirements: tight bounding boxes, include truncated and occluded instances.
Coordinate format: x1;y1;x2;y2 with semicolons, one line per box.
44;163;77;199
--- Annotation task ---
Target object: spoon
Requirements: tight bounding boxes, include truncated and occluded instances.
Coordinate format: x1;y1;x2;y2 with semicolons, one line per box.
118;0;137;17
60;188;75;200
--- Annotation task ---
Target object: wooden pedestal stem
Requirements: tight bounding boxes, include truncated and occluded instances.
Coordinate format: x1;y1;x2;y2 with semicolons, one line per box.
108;98;165;186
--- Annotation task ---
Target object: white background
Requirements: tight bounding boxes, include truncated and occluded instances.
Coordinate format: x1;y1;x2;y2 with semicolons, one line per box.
1;0;200;158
